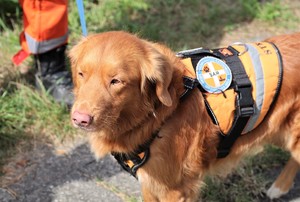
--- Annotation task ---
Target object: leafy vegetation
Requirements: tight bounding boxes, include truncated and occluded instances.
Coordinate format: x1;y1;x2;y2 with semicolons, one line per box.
68;0;298;49
0;82;75;169
202;146;290;201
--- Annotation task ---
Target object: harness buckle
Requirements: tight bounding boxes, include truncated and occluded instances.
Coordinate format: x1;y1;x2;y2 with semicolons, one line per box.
236;88;255;117
181;76;200;99
237;106;255;117
234;81;254;117
183;76;199;90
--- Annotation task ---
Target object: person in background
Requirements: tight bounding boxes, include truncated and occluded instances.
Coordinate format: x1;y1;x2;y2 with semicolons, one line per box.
13;0;73;106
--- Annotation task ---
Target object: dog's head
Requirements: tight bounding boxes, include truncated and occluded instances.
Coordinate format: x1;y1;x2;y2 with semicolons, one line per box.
69;31;175;135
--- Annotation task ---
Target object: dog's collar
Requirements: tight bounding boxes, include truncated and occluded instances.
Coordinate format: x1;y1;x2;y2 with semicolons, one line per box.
180;76;199;99
111;131;159;178
111;78;201;179
111;79;196;178
111;52;218;177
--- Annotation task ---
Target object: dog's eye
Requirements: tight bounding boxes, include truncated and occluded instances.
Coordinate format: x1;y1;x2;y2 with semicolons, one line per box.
110;79;121;85
78;72;84;78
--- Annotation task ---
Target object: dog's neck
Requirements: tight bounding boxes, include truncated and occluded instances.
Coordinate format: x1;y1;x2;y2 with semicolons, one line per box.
89;89;180;158
89;51;219;169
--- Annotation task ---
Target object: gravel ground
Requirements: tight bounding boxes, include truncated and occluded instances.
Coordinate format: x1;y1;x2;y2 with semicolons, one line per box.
0;143;142;202
0;142;300;202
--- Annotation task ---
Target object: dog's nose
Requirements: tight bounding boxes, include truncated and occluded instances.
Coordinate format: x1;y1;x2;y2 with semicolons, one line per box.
72;111;93;127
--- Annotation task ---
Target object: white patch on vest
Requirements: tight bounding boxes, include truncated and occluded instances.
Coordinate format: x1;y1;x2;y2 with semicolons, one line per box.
196;56;232;94
202;65;226;87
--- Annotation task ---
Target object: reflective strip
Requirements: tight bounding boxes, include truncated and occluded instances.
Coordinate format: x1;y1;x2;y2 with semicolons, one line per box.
243;44;265;133
25;31;68;54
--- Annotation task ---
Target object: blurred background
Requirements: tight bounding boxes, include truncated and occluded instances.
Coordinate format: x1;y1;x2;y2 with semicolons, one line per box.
0;0;299;201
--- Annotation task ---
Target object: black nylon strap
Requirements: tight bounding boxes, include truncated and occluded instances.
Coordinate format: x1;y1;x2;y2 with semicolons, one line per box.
217;116;251;158
112;148;150;178
179;46;254;158
111;131;158;178
180;76;200;99
216;46;254;158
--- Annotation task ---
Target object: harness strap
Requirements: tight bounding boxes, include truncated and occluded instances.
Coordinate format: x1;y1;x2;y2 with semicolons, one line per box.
111;149;150;178
181;76;199;99
113;45;256;177
111;131;158;178
216;46;254;158
180;46;255;158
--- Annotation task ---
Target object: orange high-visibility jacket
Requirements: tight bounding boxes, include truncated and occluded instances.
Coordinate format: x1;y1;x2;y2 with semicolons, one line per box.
13;0;68;65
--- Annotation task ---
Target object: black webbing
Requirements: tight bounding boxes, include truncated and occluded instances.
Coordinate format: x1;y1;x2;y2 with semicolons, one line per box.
179;46;255;158
216;46;254;158
111;131;158;178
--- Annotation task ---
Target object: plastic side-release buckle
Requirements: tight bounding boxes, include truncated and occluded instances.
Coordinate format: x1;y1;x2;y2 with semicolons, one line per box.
234;82;255;117
180;76;200;99
237;106;255;117
183;76;199;90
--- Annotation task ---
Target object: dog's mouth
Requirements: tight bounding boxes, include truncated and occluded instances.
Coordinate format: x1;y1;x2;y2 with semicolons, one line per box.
77;125;97;132
73;124;97;132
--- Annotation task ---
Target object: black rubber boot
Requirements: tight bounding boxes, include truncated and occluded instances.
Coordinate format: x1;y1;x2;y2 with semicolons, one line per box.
34;44;73;107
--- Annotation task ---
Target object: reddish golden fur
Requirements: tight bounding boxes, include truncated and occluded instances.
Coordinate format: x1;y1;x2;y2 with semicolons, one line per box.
70;31;300;201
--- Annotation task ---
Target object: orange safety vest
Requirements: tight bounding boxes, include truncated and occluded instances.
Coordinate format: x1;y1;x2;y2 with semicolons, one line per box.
13;0;68;65
181;42;282;135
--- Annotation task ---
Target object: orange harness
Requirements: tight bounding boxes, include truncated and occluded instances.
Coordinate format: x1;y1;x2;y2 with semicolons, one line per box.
112;42;283;177
179;42;283;157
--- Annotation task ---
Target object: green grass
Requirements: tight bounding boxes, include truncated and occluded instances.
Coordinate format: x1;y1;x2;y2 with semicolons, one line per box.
202;145;290;201
0;82;76;169
67;0;299;49
257;0;292;21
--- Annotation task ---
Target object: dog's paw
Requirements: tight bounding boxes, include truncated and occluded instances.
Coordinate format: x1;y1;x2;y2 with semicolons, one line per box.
266;183;288;199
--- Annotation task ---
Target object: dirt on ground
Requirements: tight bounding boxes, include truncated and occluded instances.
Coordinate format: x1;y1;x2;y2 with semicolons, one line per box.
0;138;300;202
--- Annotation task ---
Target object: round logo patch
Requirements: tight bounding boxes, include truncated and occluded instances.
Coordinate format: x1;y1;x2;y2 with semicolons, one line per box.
196;56;232;93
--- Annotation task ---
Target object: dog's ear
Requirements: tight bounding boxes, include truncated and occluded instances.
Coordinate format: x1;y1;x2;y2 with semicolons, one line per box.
141;45;173;107
68;37;87;91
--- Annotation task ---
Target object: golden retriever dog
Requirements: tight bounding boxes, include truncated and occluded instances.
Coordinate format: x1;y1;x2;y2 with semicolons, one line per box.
70;31;300;201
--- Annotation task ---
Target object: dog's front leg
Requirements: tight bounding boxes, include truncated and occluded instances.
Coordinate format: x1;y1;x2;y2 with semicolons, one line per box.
159;189;199;202
141;185;159;202
142;184;198;202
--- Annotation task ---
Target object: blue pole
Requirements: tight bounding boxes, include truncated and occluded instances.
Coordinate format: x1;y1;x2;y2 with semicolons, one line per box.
76;0;88;36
